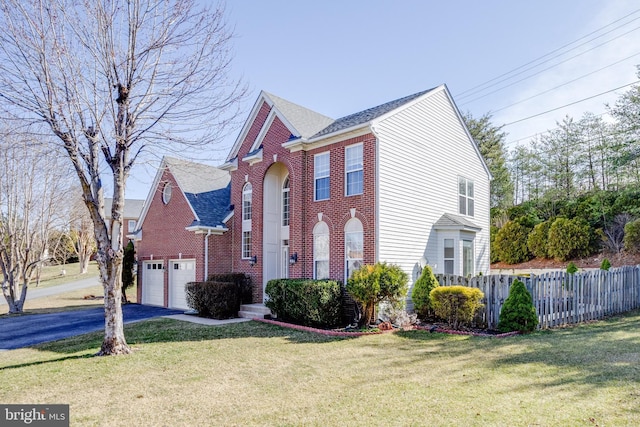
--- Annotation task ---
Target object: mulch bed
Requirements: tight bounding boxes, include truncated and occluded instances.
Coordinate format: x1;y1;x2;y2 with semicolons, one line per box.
253;318;520;338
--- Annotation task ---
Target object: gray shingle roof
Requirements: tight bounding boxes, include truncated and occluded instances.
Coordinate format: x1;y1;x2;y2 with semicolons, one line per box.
311;88;436;139
265;92;334;139
164;157;231;229
104;198;145;220
434;213;482;231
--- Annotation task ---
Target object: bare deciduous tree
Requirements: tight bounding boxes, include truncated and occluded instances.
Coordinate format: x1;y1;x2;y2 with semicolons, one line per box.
69;196;97;275
0;0;245;354
0;133;72;312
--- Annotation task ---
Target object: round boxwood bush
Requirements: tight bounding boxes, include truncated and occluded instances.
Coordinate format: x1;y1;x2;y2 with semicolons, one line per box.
429;286;484;330
624;218;640;254
547;217;591;261
527;219;553;259
498;279;538;333
493;220;532;264
411;265;439;320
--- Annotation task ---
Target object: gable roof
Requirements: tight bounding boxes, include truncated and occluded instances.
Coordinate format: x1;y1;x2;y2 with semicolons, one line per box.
137;157;231;234
311;88;435;139
263;91;334;139
104;198;145;220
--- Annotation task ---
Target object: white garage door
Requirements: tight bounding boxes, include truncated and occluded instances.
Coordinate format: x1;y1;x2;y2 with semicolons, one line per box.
169;259;196;310
142;261;164;306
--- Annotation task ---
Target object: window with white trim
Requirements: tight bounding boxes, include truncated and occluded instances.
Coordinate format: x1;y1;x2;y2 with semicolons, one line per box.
242;231;251;259
345;144;363;196
345;218;363;280
313;221;330;280
242;183;252;259
314;152;330;201
444;238;455;274
458;177;474;217
242;182;252;221
127;220;136;233
162;182;172;204
463;240;474;277
282;176;290;226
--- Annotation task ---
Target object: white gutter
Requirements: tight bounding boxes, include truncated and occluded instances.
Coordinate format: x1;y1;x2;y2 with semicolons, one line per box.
204;229;212;281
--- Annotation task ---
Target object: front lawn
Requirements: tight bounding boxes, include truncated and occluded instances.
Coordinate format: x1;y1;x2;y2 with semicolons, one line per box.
1;312;639;426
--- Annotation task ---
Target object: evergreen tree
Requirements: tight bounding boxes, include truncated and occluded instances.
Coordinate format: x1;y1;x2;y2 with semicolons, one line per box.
498;279;538;333
121;241;136;303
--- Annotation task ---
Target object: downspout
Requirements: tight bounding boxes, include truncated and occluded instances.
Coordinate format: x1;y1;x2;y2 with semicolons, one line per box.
204;229;212;281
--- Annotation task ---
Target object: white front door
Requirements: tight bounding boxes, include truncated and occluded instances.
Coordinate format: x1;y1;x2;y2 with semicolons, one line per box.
168;259;196;310
142;261;164;306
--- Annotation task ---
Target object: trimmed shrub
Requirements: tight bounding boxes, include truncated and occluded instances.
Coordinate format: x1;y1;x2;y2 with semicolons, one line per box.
547;217;591;261
185;281;239;319
346;262;408;326
429;286;484;330
600;258;611;271
624;218;640;254
498;279;538;333
527;219;553;259
121;240;135;303
208;273;252;305
265;279;342;328
490;225;500;264
493;220;532;264
411;265;439;320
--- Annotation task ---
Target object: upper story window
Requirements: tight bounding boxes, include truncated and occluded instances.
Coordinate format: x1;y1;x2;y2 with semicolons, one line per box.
242;182;252;221
127;220;136;233
345;144;363;196
458;177;474;217
282;176;290;226
314;152;330;201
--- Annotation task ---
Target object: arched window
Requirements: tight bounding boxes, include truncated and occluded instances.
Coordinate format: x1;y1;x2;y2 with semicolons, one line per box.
313;221;330;280
344;218;363;280
242;183;252;221
282;176;290;226
242;183;252;259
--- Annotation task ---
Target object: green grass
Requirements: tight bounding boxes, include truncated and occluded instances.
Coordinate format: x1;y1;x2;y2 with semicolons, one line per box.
2;311;640;426
28;261;100;289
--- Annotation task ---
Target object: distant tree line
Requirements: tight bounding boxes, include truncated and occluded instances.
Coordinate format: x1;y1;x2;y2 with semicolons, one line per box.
464;67;640;265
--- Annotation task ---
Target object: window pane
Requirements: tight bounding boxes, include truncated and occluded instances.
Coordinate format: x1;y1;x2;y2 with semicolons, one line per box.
467;199;474;217
315;261;330;280
346;145;363;171
459;195;466;215
444;260;454;274
314;153;329;177
467;180;474;198
463;240;474;277
458;177;466;196
242;231;251;258
315;177;330;200
346;170;363;196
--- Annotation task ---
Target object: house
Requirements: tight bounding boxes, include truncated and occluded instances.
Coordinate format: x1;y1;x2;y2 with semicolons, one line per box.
135;85;491;311
104;198;145;242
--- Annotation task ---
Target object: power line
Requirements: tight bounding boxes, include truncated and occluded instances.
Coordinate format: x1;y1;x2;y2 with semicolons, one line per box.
456;8;640;100
502;80;640;127
491;51;640;114
458;23;640;106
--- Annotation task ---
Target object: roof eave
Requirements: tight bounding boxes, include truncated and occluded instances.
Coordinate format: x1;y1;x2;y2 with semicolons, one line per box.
184;225;228;235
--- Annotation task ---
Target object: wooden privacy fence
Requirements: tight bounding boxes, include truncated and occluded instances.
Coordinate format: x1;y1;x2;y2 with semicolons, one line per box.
436;266;640;330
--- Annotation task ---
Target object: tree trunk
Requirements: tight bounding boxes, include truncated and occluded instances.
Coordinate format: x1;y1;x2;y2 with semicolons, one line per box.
98;265;130;355
79;255;90;274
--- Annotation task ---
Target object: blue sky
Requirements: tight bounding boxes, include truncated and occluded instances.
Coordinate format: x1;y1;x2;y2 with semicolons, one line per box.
126;0;640;198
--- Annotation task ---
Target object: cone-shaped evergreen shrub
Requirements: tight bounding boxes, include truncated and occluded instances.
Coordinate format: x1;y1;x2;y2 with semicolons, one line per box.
600;258;611;271
498;279;538;333
411;265;439;320
566;262;578;274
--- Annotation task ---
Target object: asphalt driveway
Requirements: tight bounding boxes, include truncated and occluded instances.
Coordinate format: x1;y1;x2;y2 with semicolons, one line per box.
0;304;183;350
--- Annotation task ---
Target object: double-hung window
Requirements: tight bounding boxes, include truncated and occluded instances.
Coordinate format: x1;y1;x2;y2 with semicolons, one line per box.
314;152;330;201
458;177;474;217
345;144;363;196
313;222;330;279
242;183;252;259
444;239;455;274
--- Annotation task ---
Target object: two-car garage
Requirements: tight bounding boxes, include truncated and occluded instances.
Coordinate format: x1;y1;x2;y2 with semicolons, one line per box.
141;259;195;311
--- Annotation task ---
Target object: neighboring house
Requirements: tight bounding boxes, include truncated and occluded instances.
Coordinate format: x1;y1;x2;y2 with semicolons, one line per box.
136;85;491;310
104;198;145;243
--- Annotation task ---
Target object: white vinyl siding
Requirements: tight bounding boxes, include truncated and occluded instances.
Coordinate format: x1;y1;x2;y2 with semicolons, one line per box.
375;87;491;284
314;152;330;201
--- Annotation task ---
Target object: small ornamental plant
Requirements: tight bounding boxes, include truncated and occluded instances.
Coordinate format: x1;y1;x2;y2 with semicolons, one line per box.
498;279;538;333
600;258;611;271
411;265;439;320
566;262;578;274
346;262;408;327
429;286;484;330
